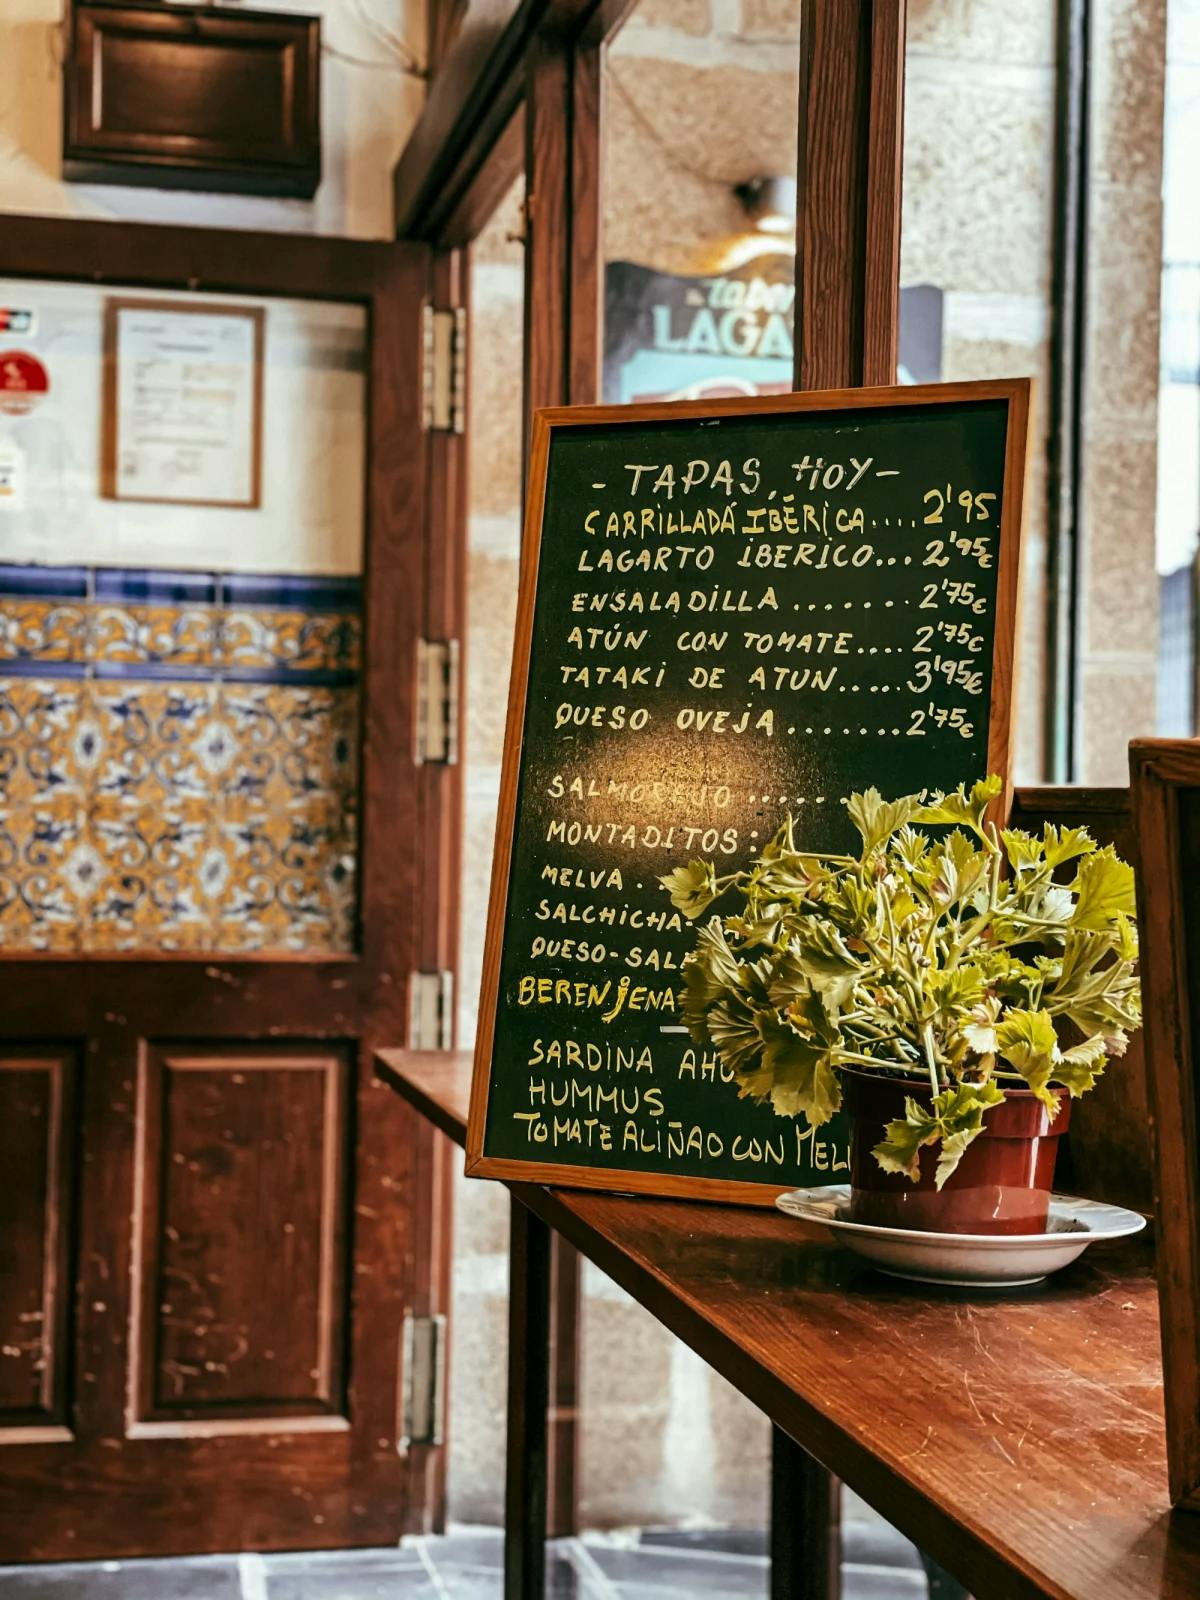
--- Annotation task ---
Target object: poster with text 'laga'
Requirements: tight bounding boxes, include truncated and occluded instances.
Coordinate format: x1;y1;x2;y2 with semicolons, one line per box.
468;382;1029;1205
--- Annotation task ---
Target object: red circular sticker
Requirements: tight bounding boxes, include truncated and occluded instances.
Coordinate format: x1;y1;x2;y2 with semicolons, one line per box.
0;351;49;415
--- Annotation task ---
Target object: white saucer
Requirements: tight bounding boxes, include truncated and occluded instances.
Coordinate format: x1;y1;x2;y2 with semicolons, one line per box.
774;1186;1147;1287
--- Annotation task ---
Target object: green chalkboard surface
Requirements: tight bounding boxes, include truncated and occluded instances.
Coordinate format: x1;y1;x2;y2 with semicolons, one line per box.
467;382;1030;1205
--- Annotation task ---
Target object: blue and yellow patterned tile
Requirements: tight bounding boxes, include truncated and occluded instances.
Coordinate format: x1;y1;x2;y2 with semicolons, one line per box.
0;561;363;954
218;608;360;682
0;599;89;668
0;678;91;949
90;604;218;675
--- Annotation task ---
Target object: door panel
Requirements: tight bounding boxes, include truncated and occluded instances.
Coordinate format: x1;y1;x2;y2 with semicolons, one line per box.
0;222;454;1560
0;1049;76;1433
132;1044;350;1423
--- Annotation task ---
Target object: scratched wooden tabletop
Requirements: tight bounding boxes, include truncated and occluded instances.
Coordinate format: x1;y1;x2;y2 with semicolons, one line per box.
376;1048;1200;1600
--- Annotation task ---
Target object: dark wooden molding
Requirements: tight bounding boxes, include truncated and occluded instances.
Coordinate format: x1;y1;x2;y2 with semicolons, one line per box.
392;0;633;242
1009;784;1153;1215
795;0;907;389
1130;739;1200;1507
1044;0;1093;781
63;1;321;198
394;0;542;238
0;211;393;300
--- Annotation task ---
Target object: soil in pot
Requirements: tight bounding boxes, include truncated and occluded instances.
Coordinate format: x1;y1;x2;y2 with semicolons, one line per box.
841;1065;1071;1236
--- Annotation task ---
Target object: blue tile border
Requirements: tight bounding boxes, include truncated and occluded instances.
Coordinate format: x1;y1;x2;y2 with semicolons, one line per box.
92;661;217;683
0;565;364;613
0;564;89;599
222;666;359;688
0;659;89;679
95;569;217;605
224;572;363;612
0;563;363;688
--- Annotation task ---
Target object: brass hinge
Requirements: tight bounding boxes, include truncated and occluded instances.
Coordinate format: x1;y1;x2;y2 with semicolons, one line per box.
422;304;466;434
400;1312;446;1449
408;969;455;1052
415;637;460;765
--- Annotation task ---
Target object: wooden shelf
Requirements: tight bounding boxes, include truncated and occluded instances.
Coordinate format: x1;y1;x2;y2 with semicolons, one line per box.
376;1047;1200;1600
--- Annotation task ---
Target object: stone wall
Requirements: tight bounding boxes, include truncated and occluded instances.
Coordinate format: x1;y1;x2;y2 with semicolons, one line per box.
1076;0;1167;781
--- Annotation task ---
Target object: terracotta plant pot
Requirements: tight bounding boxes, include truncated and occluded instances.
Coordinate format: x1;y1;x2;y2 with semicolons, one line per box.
841;1065;1071;1236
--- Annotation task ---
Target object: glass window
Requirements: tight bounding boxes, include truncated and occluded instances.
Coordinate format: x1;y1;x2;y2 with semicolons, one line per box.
1155;2;1200;735
448;165;526;1524
901;1;1057;783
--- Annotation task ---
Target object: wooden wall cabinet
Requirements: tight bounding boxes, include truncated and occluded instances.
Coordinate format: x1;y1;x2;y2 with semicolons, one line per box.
63;1;321;198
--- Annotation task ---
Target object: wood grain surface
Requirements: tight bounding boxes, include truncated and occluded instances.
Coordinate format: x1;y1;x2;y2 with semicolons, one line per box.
379;1046;1199;1600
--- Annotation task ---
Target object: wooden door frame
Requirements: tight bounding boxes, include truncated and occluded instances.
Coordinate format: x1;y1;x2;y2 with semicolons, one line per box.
0;211;455;1548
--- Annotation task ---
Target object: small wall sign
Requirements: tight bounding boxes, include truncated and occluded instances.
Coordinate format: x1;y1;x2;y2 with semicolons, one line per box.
0;309;37;337
0;351;50;415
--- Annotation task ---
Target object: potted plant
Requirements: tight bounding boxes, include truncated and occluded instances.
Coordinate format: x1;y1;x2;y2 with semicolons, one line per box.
660;776;1142;1235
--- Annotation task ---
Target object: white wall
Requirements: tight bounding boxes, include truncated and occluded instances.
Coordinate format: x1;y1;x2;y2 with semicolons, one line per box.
0;279;367;575
0;0;426;239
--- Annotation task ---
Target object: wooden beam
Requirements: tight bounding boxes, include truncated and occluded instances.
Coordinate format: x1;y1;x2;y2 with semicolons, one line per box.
394;0;541;239
795;0;906;389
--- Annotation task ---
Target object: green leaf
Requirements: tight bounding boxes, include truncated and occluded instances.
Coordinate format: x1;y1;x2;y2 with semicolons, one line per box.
931;829;987;905
1071;846;1136;931
961;995;1000;1057
660;859;718;920
996;1007;1060;1113
680;919;744;1011
929;966;986;1016
1055;928;1109;990
1042;823;1096;870
751;1012;841;1125
846;787;919;856
705;995;763;1074
872;1095;937;1182
790;920;861;1017
871;1080;1005;1187
1000;828;1044;872
914;774;1003;837
892;824;932;873
1054;1035;1107;1097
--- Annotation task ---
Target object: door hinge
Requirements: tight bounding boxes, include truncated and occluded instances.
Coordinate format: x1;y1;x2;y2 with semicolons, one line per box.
401;1312;446;1449
408;969;455;1051
415;637;460;765
422;304;466;434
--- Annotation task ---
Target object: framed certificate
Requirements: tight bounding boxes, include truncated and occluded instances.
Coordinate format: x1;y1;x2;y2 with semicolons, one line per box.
102;297;265;508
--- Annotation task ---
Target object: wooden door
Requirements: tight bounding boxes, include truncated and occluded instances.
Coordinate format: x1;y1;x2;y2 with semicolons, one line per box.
0;218;453;1560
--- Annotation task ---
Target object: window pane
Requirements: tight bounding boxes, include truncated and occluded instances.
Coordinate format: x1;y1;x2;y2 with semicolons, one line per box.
449;165;526;1524
1156;3;1200;735
900;2;1056;782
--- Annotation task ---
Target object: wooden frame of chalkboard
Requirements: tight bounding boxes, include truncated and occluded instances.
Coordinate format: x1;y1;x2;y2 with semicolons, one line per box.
467;380;1031;1204
1130;739;1200;1508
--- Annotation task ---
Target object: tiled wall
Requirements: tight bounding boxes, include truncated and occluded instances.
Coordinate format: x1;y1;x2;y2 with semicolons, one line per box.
0;564;360;953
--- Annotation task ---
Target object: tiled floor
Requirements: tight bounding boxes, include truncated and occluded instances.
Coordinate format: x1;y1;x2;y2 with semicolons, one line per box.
0;1519;958;1599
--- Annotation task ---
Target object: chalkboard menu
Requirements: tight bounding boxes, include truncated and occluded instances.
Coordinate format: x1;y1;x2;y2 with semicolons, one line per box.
466;382;1029;1204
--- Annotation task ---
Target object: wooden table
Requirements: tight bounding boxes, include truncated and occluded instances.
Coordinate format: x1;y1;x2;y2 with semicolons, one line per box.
376;1049;1200;1600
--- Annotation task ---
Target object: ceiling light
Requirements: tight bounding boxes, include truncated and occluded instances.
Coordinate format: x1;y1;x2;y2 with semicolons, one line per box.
734;175;797;236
